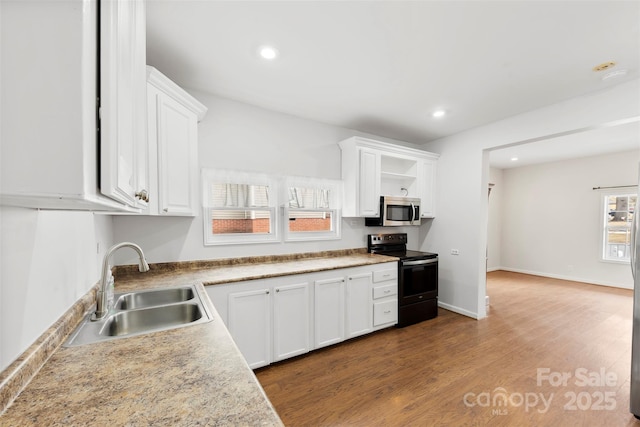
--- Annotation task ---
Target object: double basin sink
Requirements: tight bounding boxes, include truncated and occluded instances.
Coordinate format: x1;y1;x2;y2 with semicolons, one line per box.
65;285;213;347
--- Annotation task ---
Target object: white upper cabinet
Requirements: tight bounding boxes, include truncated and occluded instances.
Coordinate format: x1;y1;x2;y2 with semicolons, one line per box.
0;1;124;211
339;137;439;218
0;0;148;212
145;67;207;216
99;0;148;208
417;158;437;218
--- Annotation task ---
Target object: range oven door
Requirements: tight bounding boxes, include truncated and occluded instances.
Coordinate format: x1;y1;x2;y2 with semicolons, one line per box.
398;258;438;306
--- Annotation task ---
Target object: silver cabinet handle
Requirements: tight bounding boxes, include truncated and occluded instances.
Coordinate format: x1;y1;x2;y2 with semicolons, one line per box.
135;189;149;202
384;310;391;314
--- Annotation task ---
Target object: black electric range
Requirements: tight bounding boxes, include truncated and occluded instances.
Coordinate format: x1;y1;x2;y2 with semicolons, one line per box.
368;233;439;327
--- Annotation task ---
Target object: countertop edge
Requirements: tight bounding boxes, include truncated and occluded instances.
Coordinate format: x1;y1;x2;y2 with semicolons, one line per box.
0;284;97;415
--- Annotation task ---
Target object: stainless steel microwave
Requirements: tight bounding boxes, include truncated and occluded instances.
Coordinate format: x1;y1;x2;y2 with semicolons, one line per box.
365;196;421;226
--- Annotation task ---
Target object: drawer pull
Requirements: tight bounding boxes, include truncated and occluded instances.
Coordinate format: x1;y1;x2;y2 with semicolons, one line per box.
384;310;391;314
384;290;391;294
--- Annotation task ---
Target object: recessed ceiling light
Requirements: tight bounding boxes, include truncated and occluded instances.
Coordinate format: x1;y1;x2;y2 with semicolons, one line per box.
592;61;616;72
432;109;446;118
258;45;279;60
510;157;519;162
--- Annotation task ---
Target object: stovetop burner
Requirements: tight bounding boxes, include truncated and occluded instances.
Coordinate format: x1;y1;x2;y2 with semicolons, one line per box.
367;233;437;261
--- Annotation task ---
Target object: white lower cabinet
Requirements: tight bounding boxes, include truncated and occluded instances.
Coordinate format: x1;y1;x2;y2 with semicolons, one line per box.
273;283;310;362
208;277;311;369
345;273;372;339
314;277;345;348
371;266;398;330
228;288;271;369
206;261;397;368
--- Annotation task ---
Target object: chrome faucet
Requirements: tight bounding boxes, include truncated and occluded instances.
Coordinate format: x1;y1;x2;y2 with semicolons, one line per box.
92;242;150;321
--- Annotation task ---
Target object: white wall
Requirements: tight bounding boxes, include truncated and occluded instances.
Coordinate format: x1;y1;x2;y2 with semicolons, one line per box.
0;207;113;371
422;79;640;319
487;167;503;271
497;149;639;289
113;92;427;265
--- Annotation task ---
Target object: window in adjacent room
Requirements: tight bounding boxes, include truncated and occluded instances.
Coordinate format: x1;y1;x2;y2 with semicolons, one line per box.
203;169;279;245
602;193;636;262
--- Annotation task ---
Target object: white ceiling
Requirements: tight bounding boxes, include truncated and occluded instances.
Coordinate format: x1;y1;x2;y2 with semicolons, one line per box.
490;119;640;169
146;0;640;164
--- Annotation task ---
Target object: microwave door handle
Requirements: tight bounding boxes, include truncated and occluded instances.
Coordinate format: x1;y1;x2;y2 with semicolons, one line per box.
411;203;416;225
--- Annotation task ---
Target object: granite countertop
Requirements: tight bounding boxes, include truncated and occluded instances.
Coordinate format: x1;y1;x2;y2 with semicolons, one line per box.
0;283;284;426
114;251;398;292
0;251;397;425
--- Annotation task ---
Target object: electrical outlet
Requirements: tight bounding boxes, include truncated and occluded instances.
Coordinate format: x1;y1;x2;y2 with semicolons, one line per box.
451;249;460;255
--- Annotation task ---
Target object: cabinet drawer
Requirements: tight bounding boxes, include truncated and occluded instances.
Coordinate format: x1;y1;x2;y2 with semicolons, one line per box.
373;300;397;326
372;284;397;300
373;268;397;283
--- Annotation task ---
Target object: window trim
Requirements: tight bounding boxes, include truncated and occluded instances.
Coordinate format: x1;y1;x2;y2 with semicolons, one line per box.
283;177;342;242
202;169;279;246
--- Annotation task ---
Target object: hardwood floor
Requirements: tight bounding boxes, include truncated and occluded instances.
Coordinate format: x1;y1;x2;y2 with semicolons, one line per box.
255;271;640;426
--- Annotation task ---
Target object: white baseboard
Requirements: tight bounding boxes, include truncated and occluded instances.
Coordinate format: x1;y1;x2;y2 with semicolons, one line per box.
486;266;502;273
438;301;481;319
493;267;633;290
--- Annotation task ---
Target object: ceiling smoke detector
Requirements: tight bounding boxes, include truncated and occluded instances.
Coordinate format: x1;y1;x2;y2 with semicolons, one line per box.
592;61;616;72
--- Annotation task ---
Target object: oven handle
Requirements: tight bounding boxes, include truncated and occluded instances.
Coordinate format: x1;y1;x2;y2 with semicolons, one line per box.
402;258;438;266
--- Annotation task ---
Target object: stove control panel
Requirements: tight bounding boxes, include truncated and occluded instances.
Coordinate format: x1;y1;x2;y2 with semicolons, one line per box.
368;233;408;245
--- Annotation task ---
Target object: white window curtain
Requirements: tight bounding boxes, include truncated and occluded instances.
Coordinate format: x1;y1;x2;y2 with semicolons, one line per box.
203;169;274;208
288;187;330;209
283;176;340;209
212;183;269;208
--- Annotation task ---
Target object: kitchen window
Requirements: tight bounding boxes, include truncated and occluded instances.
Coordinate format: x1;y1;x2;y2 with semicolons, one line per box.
602;193;636;262
203;169;279;245
284;177;342;242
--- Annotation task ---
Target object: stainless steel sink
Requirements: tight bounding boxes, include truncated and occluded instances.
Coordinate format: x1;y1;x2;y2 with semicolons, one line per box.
64;284;212;347
114;287;194;310
101;303;203;337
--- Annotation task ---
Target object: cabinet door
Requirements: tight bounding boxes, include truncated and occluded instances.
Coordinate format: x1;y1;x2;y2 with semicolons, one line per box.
155;93;198;215
358;148;381;216
228;289;271;369
100;0;148;208
314;277;345;348
273;282;310;362
346;273;372;339
418;159;436;218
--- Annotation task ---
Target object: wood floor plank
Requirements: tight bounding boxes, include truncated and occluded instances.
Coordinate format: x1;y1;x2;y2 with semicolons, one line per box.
255;271;639;426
